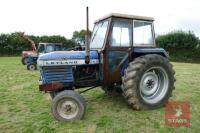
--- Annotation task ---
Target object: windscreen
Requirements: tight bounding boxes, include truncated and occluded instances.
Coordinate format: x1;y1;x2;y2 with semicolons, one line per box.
90;20;109;49
46;44;62;53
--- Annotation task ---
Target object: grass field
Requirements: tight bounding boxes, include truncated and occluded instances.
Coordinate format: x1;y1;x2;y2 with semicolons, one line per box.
0;57;200;133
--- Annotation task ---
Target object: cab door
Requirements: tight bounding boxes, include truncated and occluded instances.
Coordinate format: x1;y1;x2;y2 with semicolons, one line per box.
105;18;133;86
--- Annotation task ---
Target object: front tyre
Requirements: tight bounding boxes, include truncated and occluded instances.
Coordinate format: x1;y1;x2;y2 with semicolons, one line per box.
52;90;86;121
122;54;175;110
27;64;37;71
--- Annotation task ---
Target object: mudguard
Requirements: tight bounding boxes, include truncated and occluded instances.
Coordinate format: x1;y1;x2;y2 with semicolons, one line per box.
133;47;168;58
120;47;169;76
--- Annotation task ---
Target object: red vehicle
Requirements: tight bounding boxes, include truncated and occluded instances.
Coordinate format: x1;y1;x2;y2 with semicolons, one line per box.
18;33;63;66
21;50;37;65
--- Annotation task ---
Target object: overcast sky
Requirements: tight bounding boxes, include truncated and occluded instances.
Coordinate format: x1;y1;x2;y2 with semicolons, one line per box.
0;0;200;38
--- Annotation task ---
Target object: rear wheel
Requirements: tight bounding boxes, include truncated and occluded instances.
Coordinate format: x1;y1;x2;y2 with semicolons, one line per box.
27;64;37;71
22;57;28;65
51;90;86;121
122;54;175;110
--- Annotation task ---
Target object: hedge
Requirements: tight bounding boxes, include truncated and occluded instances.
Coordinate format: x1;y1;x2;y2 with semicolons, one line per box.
0;33;75;56
156;31;200;59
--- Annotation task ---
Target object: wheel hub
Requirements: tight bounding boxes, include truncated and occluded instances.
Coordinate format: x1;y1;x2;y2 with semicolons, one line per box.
146;79;155;89
29;65;35;71
139;67;169;104
57;99;79;119
140;72;158;96
64;105;72;113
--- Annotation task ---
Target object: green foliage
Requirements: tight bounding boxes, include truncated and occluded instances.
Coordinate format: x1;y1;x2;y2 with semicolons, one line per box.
156;31;200;59
0;33;30;56
72;29;92;45
0;33;75;56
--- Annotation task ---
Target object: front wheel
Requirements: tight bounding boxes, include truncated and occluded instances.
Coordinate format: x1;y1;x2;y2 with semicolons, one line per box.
122;54;175;110
51;90;86;121
27;64;37;71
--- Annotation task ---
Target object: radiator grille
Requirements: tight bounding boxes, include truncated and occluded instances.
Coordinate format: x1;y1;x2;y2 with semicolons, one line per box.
42;66;73;83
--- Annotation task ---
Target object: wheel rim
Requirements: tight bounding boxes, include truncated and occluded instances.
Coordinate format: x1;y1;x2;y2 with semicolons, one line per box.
57;98;79;120
29;65;35;71
139;67;169;104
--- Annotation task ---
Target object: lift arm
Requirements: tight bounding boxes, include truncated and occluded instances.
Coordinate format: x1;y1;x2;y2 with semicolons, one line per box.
17;32;37;51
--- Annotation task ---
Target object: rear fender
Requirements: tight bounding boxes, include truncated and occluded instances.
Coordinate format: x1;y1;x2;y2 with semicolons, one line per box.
132;47;168;58
120;47;168;76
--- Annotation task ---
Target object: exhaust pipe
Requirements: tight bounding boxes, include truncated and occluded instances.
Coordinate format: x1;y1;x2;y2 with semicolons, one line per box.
85;6;90;64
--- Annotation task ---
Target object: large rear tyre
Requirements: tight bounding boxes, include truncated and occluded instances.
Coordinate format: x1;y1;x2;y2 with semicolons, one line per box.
52;90;86;121
22;57;28;65
122;54;175;110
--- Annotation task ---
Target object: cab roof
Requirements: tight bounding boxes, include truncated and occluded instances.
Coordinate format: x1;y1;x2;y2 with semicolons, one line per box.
94;13;154;23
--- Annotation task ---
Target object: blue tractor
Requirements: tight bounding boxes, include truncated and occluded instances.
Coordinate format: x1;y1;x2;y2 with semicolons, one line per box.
26;43;63;71
38;13;175;121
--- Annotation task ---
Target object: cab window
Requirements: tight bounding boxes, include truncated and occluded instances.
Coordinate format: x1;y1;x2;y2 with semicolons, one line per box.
46;45;55;53
133;21;154;46
110;19;132;47
38;44;45;53
90;20;109;49
55;45;62;51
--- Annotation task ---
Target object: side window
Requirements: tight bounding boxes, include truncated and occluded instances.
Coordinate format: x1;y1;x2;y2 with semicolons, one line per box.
110;20;132;47
133;21;154;46
55;45;62;51
46;45;54;53
38;44;45;53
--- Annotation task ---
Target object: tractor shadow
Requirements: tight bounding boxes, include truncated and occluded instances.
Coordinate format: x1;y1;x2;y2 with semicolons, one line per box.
80;87;152;117
78;87;163;126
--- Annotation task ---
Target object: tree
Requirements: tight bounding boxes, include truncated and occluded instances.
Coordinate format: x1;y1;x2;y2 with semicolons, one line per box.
156;31;199;50
39;35;75;49
0;32;75;56
72;29;92;45
156;31;200;58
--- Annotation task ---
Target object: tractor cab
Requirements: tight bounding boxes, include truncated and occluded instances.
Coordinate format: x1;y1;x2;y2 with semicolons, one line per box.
89;13;156;87
38;43;63;54
90;13;155;50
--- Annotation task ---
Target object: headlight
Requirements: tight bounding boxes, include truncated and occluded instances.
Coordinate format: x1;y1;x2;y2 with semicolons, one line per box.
38;80;43;85
38;75;44;85
37;60;45;66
